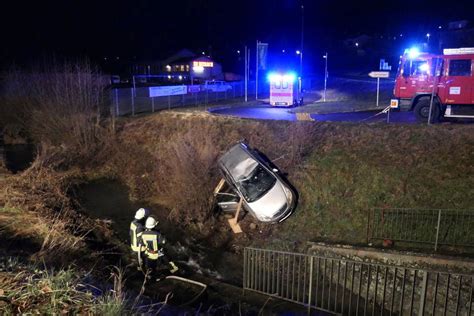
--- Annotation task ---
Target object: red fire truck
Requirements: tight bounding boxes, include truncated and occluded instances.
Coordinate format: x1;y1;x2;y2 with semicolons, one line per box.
391;47;474;122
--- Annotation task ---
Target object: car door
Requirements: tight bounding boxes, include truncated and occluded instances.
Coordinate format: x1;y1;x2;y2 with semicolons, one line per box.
444;58;472;104
399;58;431;98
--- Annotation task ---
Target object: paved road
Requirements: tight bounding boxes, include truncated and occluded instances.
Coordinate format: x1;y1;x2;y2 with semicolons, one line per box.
209;104;418;123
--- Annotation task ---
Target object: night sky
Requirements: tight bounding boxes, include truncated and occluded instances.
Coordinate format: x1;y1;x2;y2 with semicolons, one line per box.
2;0;474;69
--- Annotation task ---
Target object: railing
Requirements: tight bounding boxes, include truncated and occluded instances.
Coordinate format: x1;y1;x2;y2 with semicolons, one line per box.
243;247;474;315
367;208;474;251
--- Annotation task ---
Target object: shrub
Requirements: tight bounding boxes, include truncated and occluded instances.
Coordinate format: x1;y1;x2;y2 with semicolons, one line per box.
0;61;112;163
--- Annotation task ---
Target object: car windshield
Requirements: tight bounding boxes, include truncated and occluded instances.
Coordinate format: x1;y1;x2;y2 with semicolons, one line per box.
238;164;276;202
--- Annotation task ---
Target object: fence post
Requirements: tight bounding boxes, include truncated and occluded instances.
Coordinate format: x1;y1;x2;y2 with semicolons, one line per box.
114;89;119;117
366;208;372;244
130;88;135;116
307;256;314;315
434;210;442;251
168;95;171;110
151;97;155;112
418;271;428;316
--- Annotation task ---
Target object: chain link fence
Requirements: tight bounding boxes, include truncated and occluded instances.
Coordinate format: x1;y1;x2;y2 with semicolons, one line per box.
110;81;269;117
243;247;474;315
367;208;474;252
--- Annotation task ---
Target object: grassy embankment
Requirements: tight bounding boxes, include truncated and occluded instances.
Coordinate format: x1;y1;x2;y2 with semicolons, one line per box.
113;112;474;248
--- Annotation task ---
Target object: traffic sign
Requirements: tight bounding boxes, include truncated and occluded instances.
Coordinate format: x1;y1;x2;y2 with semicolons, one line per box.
368;71;390;78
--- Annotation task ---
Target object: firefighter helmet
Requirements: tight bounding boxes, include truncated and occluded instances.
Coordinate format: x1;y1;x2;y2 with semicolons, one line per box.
135;208;149;220
145;216;158;229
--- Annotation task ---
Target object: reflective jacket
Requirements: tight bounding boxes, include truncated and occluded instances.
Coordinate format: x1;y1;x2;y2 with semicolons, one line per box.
141;229;166;260
130;219;145;252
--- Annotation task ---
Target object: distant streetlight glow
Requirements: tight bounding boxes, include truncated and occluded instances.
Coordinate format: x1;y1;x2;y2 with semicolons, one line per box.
282;49;286;53
438;26;442;29
201;51;205;55
237;50;240;54
355;42;359;47
426;33;430;38
296;50;301;55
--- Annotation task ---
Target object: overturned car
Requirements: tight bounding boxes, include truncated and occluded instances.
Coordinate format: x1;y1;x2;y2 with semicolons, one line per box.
215;142;296;223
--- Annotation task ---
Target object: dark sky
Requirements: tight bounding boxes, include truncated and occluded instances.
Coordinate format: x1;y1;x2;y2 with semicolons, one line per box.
2;0;474;67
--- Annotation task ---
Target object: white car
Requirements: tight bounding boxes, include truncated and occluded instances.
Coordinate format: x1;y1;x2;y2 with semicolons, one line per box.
217;142;296;223
203;80;232;92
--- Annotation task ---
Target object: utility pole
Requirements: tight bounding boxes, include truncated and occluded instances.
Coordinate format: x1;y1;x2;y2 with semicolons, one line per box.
244;46;248;102
256;40;259;100
300;3;304;78
323;53;328;102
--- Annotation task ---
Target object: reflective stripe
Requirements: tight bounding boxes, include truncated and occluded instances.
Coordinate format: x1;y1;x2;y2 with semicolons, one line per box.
141;231;160;260
130;221;144;252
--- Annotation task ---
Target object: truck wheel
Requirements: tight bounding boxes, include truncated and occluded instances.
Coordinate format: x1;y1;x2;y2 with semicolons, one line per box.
413;98;440;123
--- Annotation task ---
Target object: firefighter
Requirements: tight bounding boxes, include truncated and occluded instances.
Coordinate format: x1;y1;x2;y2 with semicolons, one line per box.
130;208;149;269
141;216;178;280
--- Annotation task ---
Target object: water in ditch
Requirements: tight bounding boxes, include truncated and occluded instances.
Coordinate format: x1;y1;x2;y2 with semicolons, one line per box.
75;179;244;302
1;144;36;173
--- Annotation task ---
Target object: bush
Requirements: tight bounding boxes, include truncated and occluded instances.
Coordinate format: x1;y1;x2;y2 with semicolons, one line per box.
0;62;111;162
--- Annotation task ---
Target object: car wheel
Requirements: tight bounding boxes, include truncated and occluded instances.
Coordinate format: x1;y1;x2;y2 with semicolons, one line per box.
413;97;440;123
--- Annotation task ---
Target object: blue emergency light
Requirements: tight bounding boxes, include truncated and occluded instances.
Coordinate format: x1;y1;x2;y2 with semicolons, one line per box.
405;47;421;59
268;72;297;83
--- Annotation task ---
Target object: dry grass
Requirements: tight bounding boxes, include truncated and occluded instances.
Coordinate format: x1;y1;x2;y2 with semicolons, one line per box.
107;113;320;230
0;159;101;261
0;263;129;315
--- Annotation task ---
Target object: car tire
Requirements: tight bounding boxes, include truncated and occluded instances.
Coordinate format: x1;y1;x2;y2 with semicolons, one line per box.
413;97;440;123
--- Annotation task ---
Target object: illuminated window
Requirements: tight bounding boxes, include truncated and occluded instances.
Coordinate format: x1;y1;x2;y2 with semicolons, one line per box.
273;81;281;89
282;81;288;89
180;65;185;71
186;65;190;71
449;59;472;76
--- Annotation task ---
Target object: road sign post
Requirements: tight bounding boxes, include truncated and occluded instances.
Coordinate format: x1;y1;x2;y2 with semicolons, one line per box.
368;71;390;108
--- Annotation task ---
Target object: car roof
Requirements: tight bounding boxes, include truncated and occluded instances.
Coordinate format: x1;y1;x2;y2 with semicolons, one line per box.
218;143;258;181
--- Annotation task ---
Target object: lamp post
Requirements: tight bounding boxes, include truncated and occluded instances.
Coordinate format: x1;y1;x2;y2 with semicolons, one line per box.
300;4;304;75
323;53;328;102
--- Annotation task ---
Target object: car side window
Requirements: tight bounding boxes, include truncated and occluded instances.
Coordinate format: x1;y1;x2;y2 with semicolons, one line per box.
449;59;472;76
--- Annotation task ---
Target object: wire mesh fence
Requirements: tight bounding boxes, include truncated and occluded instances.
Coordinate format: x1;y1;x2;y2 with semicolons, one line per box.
110;81;269;117
367;208;474;251
243;247;474;315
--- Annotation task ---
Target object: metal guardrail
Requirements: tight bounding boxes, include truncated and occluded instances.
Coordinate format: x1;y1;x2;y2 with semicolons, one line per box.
243;247;474;315
367;208;474;251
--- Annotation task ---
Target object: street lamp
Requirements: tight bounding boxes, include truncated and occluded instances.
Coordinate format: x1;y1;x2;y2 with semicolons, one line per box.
323;53;328;102
296;50;301;55
299;3;304;77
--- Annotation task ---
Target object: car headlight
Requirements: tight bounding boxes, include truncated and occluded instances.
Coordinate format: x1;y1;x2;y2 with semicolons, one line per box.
282;185;293;204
